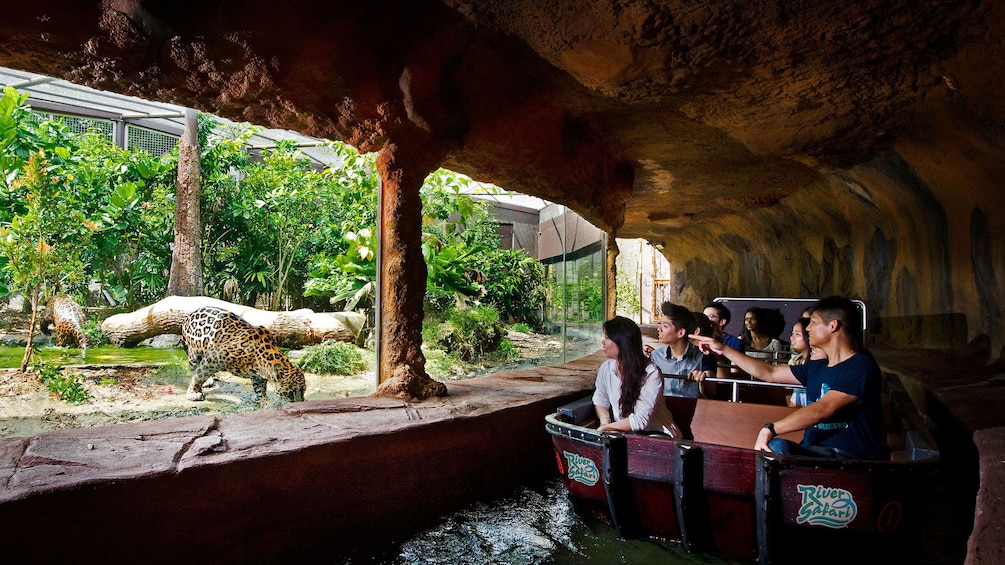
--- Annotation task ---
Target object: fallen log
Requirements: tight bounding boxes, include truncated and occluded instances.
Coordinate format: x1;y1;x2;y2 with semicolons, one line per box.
101;296;365;348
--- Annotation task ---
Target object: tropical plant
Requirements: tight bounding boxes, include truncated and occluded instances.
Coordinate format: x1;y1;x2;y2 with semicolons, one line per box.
615;265;641;319
78;136;176;306
311;228;377;311
474;248;546;329
0;109;95;369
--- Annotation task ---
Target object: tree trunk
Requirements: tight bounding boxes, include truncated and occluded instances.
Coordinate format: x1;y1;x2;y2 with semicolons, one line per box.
166;108;203;297
100;295;365;348
20;289;39;372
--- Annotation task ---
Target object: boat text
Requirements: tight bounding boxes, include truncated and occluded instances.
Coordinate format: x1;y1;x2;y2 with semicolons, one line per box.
563;451;599;486
796;484;858;528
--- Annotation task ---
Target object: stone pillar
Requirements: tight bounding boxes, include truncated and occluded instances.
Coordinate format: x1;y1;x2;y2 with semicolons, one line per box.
372;136;448;399
606;235;619;321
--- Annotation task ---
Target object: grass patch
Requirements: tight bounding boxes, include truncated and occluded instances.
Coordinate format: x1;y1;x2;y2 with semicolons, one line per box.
148;361;190;385
296;340;371;375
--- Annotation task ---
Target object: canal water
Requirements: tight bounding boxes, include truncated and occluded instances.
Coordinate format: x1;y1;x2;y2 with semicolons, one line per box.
338;478;742;565
337;471;965;565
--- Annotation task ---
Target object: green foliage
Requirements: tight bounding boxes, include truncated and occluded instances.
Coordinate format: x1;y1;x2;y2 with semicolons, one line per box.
474;248;546;329
422;305;507;361
78;134;177;306
615;266;641;319
496;337;517;359
307;228;377;310
306;167;510;317
511;322;531;333
82;319;110;347
295;339;371;375
34;362;92;404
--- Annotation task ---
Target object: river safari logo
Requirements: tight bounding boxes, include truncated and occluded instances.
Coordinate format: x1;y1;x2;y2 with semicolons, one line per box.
562;451;600;486
796;484;858;528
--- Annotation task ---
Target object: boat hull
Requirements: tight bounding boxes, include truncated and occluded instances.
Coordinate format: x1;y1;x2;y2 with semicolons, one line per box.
546;374;939;563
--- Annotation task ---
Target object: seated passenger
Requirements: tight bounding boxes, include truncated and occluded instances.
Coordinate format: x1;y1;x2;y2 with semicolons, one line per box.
703;302;743;376
690;296;888;460
594;316;680;437
644;302;715;398
703;302;743;352
741;307;786;362
689;312;721;394
786;317;826;406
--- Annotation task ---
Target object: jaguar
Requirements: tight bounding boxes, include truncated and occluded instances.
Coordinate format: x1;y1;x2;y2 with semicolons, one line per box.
43;294;88;352
181;306;306;406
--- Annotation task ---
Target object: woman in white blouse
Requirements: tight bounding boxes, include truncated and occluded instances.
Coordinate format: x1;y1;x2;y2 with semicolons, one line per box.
593;316;680;437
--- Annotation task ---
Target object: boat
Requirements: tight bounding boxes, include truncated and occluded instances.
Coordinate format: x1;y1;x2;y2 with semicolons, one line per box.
546;372;940;563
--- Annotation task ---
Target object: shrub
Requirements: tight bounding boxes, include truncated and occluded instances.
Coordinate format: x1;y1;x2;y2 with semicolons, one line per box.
474;249;546;330
34;362;91;404
496;338;518;360
511;322;531;334
423;306;506;362
296;340;371;375
82;319;110;347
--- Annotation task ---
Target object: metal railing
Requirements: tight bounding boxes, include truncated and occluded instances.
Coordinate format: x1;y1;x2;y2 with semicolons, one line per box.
664;373;804;403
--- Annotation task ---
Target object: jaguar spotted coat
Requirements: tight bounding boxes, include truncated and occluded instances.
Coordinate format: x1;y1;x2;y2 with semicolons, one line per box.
181;306;306;406
45;294;88;351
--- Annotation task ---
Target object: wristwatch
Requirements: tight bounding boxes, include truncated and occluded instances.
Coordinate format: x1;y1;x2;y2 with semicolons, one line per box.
763;422;777;438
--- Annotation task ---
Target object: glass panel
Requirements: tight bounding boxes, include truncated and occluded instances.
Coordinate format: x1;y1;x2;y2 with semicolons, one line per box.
539;204;605;363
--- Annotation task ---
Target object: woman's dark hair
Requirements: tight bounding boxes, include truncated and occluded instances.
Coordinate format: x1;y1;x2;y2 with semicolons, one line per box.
742;307;786;346
741;307;760;347
693;312;718;340
798;316;811;333
603;316;650;417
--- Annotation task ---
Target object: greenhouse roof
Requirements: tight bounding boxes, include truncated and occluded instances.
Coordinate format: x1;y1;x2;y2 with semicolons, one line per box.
0;65;342;169
0;65;549;212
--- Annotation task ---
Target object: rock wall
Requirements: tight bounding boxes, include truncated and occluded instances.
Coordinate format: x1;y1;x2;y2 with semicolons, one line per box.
655;141;1004;360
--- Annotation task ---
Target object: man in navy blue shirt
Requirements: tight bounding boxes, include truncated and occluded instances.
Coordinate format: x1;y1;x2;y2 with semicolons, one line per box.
703;302;743;352
690;296;887;460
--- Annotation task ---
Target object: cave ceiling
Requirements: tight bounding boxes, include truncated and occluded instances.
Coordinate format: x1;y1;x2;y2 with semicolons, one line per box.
1;0;1001;244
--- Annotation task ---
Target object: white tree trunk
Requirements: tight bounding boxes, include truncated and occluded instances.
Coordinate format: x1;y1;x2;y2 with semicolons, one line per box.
101;295;364;348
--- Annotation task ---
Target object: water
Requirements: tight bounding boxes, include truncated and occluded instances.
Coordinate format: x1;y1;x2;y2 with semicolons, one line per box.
0;344;186;369
343;479;742;565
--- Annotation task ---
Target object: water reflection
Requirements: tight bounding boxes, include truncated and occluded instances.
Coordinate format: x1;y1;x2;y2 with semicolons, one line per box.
353;479;741;565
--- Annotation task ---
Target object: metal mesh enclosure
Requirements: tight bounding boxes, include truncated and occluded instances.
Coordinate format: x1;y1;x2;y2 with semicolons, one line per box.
30;112;114;141
126;124;178;156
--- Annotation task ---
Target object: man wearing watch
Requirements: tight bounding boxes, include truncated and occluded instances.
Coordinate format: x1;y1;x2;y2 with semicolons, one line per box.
689;296;887;460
